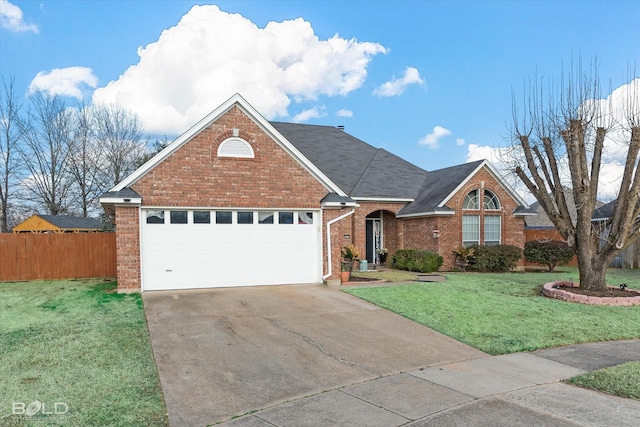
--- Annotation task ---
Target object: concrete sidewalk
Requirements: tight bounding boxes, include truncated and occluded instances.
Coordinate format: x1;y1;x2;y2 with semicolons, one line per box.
220;340;640;426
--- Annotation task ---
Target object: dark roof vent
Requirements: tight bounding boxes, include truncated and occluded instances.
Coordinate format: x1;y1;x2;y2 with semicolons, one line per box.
337;125;344;131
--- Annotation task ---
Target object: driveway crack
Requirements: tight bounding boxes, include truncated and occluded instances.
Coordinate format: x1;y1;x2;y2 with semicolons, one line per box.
265;317;379;375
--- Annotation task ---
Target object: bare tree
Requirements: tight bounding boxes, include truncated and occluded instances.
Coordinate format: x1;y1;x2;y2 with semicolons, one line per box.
0;78;25;232
509;61;639;291
93;103;145;186
67;104;104;217
20;92;74;215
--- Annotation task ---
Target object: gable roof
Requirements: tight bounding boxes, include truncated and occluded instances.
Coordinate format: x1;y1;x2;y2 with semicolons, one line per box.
270;122;427;200
107;94;345;197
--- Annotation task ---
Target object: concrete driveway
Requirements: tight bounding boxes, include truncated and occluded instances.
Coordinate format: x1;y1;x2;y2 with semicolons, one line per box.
143;284;486;426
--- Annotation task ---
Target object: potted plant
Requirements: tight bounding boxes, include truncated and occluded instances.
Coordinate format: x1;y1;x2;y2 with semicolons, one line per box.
377;248;389;265
340;244;360;282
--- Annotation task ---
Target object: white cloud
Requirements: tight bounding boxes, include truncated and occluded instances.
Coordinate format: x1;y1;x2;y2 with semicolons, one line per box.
0;0;38;33
373;66;424;97
468;78;640;202
336;109;353;117
418;125;451;149
456;138;465;146
29;67;98;100
293;106;326;122
92;5;387;134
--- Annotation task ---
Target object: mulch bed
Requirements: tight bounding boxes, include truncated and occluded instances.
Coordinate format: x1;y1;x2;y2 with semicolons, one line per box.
556;286;637;298
347;276;382;283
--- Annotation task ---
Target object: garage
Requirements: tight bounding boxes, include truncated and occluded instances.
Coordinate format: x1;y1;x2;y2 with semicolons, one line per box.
140;208;322;291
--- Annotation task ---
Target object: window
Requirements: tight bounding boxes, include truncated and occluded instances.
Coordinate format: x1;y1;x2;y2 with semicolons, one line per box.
298;212;314;225
279;212;294;224
258;212;274;224
462;215;480;246
484;190;500;210
193;211;210;224
217;137;254;158
484;216;501;245
237;211;254;224
215;211;232;224
170;211;188;224
146;210;164;224
463;190;480;209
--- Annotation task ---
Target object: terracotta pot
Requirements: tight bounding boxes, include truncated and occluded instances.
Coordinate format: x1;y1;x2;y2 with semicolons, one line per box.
340;271;351;283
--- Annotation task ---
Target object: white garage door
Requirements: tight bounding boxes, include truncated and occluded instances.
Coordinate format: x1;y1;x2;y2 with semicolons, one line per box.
140;209;321;291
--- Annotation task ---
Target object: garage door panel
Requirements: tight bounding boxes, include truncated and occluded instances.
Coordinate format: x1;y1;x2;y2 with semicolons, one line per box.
141;209;321;290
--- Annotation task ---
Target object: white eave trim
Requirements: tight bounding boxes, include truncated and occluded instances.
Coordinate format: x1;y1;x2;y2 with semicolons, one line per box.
109;93;347;197
321;201;359;209
99;196;142;206
513;212;538;217
396;210;456;219
438;160;530;209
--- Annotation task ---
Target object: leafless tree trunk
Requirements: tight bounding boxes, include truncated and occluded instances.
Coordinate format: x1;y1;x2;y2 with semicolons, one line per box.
93;103;145;186
0;78;25;232
509;61;640;291
20;92;74;215
67;104;105;217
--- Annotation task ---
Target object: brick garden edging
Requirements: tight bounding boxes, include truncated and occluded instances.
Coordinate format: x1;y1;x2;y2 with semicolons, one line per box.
543;281;640;306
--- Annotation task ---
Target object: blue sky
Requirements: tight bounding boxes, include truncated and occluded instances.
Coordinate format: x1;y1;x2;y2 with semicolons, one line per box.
2;0;639;181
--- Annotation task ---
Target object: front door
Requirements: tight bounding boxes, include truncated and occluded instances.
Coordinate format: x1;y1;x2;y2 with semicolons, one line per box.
366;218;382;264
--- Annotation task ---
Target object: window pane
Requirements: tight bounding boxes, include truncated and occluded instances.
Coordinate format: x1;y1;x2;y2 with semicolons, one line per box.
463;190;479;210
462;215;479;246
279;212;294;224
298;212;314;224
238;211;254;224
146;210;164;224
170;211;188;224
484;215;501;245
258;212;274;224
193;211;210;224
484;190;500;210
216;211;232;224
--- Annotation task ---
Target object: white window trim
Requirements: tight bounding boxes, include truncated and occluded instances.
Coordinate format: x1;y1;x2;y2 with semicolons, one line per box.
217;137;255;159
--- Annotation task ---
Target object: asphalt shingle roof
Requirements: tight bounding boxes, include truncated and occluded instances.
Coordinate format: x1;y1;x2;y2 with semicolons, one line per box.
397;160;484;216
271;122;427;199
38;215;102;230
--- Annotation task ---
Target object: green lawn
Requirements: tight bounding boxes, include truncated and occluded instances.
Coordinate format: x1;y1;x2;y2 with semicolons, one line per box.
0;279;168;426
345;267;640;400
344;268;640;355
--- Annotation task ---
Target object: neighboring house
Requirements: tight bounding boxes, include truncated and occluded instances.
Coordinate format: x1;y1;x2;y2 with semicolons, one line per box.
12;214;103;233
100;94;534;292
592;200;640;268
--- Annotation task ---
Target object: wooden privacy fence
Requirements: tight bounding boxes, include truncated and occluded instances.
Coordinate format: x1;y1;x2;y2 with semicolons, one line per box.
0;233;116;281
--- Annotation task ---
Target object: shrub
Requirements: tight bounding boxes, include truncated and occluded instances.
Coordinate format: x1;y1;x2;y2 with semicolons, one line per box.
392;249;443;273
524;240;575;271
468;244;522;272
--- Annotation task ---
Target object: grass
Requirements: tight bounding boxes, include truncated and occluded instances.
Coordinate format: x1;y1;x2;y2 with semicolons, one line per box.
345;267;640;401
0;279;168;426
567;361;640;400
344;267;640;355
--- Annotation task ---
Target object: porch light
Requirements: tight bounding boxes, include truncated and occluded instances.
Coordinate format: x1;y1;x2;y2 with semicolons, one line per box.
433;229;440;238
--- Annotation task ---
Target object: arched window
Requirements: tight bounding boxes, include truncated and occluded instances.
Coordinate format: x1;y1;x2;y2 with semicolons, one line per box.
483;190;500;210
463;189;480;209
217;137;254;159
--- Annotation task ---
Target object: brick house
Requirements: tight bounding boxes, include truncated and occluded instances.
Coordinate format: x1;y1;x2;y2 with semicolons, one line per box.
101;94;534;292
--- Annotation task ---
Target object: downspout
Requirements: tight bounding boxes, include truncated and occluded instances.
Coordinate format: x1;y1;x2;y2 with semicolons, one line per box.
322;208;356;280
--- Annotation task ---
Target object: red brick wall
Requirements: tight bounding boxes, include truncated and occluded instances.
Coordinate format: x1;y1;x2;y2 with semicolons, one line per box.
401;166;526;270
132;106;327;208
351;202;405;260
115;206;140;292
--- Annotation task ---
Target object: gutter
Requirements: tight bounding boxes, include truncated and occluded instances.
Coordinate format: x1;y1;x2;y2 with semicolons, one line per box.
322;208;356;280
